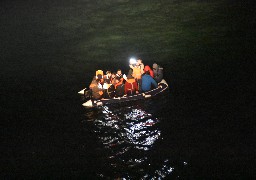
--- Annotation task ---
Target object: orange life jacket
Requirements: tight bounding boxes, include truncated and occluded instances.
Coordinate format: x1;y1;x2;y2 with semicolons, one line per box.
132;67;142;79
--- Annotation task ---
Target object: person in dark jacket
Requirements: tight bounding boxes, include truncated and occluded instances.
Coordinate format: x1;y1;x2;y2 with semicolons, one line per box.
114;78;125;97
110;72;116;85
103;71;112;84
102;71;115;99
115;69;124;83
141;71;158;92
152;63;163;83
91;78;104;100
105;84;115;98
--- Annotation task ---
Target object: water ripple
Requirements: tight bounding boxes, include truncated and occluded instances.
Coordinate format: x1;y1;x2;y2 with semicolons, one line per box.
84;103;186;179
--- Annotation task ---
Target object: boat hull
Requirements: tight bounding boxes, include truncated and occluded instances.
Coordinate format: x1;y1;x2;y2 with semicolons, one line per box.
82;79;169;107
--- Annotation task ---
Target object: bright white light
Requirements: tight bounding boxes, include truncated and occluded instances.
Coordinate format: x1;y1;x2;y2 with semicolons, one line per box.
129;58;137;64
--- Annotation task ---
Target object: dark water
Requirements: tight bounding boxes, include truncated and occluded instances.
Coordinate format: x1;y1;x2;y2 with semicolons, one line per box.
1;0;255;179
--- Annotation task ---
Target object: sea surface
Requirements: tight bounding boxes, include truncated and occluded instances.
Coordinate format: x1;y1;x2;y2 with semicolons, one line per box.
1;0;255;179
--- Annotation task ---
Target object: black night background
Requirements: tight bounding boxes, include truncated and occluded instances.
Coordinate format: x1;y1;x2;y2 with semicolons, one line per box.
1;0;255;179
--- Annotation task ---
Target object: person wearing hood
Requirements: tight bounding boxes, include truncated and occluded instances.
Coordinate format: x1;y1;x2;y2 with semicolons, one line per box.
124;74;139;96
144;65;154;78
152;63;163;83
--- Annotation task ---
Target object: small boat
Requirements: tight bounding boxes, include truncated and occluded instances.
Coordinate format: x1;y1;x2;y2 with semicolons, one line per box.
80;79;169;107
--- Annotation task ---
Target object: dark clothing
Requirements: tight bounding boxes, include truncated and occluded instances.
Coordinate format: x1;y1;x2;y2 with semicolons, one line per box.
127;69;133;79
115;84;125;97
115;74;123;81
153;64;163;83
104;84;115;99
141;74;158;92
92;83;103;100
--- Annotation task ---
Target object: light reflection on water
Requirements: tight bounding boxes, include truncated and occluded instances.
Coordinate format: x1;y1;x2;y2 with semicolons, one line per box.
84;102;186;179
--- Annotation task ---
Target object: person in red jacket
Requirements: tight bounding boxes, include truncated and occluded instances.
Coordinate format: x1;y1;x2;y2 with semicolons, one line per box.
124;75;139;96
144;65;154;77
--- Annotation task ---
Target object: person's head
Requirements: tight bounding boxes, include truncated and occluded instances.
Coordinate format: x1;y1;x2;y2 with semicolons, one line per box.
127;69;133;76
111;72;116;78
117;69;122;75
153;63;158;71
106;71;111;77
96;74;104;84
137;59;142;64
135;61;140;67
96;74;103;80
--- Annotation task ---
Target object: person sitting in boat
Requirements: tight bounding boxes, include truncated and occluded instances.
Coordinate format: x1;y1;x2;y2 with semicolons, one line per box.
115;69;124;83
144;65;154;78
88;70;104;98
89;70;103;89
114;69;124;90
89;70;104;89
141;70;158;92
91;76;104;100
104;83;115;99
104;72;119;98
152;63;163;83
110;72;116;84
103;71;112;84
102;71;115;99
114;78;125;97
124;74;139;96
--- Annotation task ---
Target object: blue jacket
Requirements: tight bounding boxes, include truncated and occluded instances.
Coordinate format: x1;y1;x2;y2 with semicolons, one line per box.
141;74;158;92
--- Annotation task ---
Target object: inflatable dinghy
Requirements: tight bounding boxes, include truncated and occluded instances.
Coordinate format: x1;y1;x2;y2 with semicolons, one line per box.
81;79;169;107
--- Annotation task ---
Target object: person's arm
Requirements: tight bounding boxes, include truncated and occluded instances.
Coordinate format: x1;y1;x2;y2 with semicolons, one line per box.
151;78;158;88
115;80;123;88
120;77;124;84
157;67;163;81
92;85;103;99
154;67;163;79
89;77;97;89
140;64;144;72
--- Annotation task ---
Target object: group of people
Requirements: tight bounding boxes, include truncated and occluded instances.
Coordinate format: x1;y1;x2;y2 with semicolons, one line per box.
88;59;163;100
